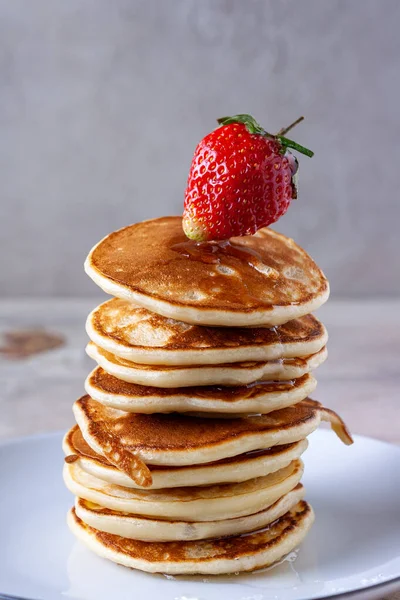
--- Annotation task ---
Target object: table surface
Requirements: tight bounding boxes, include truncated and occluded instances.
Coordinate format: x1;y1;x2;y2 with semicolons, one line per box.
1;298;399;599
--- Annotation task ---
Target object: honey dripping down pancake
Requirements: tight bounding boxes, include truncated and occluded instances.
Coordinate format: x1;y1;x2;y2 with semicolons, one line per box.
86;298;328;365
86;341;328;387
72;396;353;486
84;217;329;327
68;501;315;575
63;425;309;489
85;368;317;415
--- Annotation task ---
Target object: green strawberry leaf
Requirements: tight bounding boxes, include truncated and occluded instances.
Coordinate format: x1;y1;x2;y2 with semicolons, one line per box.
217;114;314;158
217;114;268;136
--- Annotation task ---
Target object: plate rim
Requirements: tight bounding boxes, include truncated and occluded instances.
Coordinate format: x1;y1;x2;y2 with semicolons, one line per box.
1;575;400;600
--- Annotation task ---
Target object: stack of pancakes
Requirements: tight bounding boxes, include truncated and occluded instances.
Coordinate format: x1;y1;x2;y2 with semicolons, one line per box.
64;216;352;575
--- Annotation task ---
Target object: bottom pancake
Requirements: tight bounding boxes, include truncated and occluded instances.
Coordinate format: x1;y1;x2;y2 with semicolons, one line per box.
68;501;314;575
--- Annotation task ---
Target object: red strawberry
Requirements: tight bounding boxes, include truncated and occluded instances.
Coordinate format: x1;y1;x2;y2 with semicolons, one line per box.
183;114;313;241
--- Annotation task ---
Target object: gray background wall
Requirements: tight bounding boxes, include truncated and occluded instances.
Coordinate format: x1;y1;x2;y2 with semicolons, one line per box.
1;0;399;298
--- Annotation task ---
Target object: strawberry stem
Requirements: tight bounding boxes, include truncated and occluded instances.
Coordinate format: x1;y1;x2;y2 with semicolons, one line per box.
277;116;304;136
217;113;313;158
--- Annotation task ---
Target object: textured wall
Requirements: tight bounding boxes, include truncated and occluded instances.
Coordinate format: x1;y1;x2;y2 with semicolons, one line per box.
1;0;399;297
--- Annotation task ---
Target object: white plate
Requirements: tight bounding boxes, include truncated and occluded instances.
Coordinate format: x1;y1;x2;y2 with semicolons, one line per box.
1;429;400;600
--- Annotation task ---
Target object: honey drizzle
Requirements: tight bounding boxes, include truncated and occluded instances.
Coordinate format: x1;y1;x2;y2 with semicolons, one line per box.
172;239;279;279
101;441;153;488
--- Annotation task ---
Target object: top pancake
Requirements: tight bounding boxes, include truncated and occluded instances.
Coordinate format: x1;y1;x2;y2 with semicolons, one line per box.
85;216;329;327
87;298;328;365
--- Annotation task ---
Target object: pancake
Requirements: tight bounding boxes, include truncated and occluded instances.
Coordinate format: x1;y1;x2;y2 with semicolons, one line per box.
84;217;329;327
74;484;305;542
68;501;315;574
63;425;308;489
87;298;328;365
63;459;304;521
73;396;352;485
86;342;328;387
85;368;316;414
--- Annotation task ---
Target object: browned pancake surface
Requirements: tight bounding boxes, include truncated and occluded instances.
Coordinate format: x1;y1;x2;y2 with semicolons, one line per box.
65;425;299;470
75;395;319;452
91;298;326;351
88;367;309;401
88;217;328;312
